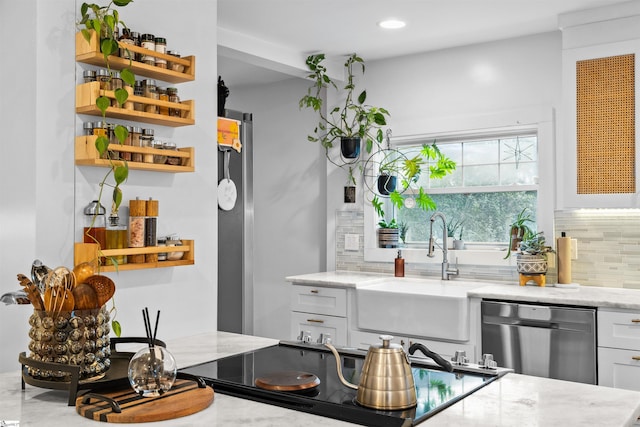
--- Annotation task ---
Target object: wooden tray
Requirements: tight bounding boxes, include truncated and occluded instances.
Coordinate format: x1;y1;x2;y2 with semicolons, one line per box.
76;378;214;423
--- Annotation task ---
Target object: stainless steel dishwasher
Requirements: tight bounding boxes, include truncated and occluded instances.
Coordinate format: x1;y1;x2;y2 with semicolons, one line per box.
481;300;597;384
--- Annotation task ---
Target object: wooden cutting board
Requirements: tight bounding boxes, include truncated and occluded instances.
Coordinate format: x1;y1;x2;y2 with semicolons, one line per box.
76;379;214;423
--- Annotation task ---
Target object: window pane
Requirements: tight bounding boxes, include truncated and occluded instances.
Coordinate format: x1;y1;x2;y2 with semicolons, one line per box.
463;140;499;165
464;165;499;186
396;191;538;243
500;162;537;185
501;137;537;164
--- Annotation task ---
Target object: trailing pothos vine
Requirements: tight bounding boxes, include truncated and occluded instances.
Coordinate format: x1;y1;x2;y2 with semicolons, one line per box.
77;0;137;336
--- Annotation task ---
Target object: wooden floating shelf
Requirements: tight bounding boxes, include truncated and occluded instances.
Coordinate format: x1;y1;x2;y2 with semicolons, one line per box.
75;31;195;83
74;240;195;272
76;82;195;127
75;136;195;173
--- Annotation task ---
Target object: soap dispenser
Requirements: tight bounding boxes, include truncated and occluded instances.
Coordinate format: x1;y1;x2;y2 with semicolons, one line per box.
395;250;405;277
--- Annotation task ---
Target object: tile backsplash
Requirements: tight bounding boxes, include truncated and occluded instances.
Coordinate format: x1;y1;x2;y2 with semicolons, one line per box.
335;209;640;289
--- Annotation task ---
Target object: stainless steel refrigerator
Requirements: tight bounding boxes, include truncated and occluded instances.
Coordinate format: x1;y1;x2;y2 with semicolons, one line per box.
217;109;253;334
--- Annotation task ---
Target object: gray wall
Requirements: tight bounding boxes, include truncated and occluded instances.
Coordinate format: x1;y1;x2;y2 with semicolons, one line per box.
226;77;327;340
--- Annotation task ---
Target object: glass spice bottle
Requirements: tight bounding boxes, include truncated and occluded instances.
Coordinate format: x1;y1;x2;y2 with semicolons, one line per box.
130;31;141;61
142;79;159;114
105;214;127;265
167;87;181;117
167;51;184;73
110;71;123;107
158;87;169;115
131;126;143;163
83;200;107;250
141;128;155;163
107;123;120;160
153;140;167;164
83;70;96;83
163;142;181;166
120;125;132;161
83;121;94;136
96;69;111;90
154;37;167;69
118;28;135;60
133;80;144;111
140;34;156;65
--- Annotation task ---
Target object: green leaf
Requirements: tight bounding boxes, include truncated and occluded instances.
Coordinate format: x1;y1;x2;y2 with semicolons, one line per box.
114;124;128;143
96;95;110;114
80;2;89;17
371;195;385;218
416;188;437;212
112;186;123;211
81;28;91;43
120;68;135;86
91;19;101;34
95;135;109;155
101;38;118;56
357;90;367;105
114;88;128;107
390;191;404;209
112;320;122;337
113;164;128;185
104;14;115;32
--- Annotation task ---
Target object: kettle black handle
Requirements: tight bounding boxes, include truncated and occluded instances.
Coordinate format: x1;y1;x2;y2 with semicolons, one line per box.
408;342;453;372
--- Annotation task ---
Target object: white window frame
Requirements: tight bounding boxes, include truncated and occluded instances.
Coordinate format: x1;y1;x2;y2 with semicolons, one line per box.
363;107;555;267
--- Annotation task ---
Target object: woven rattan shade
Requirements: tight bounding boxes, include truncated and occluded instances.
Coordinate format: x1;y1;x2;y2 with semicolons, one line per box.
576;54;635;194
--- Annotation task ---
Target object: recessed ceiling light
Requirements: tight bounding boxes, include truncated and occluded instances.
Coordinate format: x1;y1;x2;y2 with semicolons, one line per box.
378;19;406;29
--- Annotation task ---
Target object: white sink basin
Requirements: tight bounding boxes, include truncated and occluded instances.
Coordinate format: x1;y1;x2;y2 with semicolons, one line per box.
356;278;486;341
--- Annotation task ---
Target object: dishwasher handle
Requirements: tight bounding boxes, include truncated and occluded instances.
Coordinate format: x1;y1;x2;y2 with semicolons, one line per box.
483;316;561;330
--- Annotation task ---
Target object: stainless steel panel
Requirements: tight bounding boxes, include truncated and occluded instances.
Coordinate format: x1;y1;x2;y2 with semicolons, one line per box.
481;300;596;384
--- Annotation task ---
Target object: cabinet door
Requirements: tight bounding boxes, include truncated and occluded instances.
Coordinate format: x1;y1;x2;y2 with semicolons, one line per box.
290;285;347;317
560;40;640;208
598;309;640;350
290;312;347;346
598;347;640;390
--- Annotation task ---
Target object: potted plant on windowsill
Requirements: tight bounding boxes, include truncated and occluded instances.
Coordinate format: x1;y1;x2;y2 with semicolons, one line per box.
299;53;389;163
516;231;554;275
504;208;534;259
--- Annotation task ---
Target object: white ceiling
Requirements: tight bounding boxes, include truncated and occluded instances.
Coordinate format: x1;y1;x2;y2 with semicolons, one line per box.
217;0;626;89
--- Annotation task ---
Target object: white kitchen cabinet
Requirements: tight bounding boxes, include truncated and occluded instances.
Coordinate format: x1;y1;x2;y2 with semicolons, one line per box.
290;284;348;345
598;308;640;391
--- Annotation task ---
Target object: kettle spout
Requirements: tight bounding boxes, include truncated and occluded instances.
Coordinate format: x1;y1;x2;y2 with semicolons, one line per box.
325;343;358;390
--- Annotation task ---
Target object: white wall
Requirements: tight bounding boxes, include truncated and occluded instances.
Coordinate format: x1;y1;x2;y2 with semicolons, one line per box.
0;0;218;373
226;78;326;340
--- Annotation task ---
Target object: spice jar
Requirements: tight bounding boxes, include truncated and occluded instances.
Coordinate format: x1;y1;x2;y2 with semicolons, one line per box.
141;128;155;163
107;123;120;160
142;79;159;114
167;51;185;73
83;70;96;83
93;120;107;137
154;37;167;69
163;142;181;166
118;29;135;60
128;198;146;248
133;80;144;111
131;126;143;163
153;141;167;164
140;33;156;65
158;87;169;115
166;235;184;261
96;69;111;90
110;71;123;107
83;121;94;136
157;237;167;261
167;87;181;117
120;125;132;161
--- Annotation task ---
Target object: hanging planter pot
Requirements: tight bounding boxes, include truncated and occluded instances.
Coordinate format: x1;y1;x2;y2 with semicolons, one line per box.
344;186;356;203
341;137;361;159
377;228;399;248
377;174;397;196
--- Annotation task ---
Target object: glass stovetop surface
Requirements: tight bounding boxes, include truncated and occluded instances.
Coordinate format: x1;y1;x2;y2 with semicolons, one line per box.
181;343;496;426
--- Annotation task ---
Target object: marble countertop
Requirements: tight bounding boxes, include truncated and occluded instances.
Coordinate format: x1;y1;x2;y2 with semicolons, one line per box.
2;331;640;426
287;271;640;310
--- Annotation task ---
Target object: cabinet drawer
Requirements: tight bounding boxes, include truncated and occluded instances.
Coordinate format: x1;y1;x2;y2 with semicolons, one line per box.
598;309;640;350
598;347;640;391
290;312;347;346
291;285;347;317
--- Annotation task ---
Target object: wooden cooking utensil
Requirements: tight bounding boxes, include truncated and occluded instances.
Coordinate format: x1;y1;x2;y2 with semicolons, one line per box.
16;274;45;311
44;286;75;315
72;283;99;310
84;275;116;307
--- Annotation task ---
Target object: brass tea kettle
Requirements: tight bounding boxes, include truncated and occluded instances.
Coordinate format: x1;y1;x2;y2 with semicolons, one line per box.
325;335;417;410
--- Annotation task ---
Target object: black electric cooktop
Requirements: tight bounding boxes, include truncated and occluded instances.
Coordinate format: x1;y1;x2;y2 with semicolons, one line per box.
180;342;499;426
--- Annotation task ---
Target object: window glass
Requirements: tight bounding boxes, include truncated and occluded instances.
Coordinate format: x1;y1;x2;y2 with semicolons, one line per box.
392;133;538;245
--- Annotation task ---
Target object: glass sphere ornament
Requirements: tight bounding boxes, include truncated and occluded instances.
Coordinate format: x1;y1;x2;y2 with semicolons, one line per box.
128;346;177;397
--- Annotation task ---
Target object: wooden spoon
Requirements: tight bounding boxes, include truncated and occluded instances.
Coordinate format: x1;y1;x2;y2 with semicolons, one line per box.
73;283;99;310
17;274;45;311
